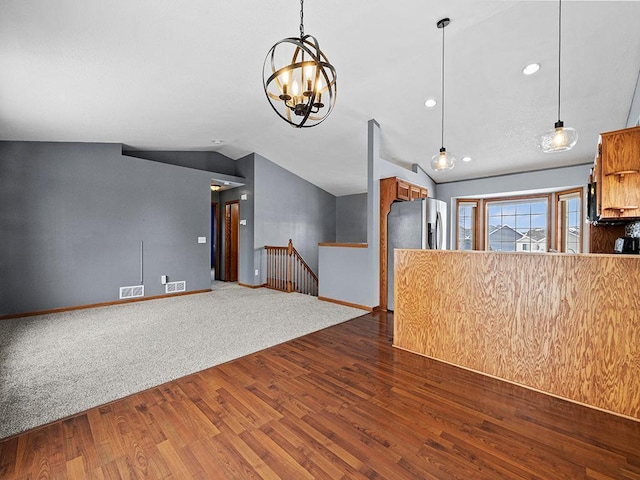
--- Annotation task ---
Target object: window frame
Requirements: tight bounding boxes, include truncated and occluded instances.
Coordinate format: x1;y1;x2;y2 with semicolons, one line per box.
555;187;584;253
455;199;481;250
483;194;552;253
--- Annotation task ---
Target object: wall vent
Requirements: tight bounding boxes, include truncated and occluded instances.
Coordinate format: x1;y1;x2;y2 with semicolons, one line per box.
119;285;144;299
165;281;186;294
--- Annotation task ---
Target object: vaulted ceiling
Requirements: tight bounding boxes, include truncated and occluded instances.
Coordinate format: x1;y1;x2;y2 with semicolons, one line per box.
1;1;639;195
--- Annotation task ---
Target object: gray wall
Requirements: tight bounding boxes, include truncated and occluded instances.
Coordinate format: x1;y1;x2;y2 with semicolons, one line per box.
628;70;640;127
336;193;367;243
125;150;238;176
0;141;212;317
253;154;336;283
437;163;591;204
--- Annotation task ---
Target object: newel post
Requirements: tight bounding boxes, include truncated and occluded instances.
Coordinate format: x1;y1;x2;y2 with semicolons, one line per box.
286;239;293;292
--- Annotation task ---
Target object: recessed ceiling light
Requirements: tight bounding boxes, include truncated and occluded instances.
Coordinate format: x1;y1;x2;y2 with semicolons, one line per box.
211;139;224;145
522;63;540;75
424;98;437;108
462;156;472;162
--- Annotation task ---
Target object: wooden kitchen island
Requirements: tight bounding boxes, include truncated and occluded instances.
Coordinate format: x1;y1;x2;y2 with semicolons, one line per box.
393;249;640;420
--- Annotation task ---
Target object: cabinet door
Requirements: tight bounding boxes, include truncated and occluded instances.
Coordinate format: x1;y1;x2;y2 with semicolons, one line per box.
600;127;640;219
420;188;428;199
410;185;422;201
601;128;640;175
396;181;410;201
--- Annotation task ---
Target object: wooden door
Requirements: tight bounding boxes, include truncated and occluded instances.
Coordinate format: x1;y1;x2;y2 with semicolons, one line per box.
225;201;239;282
211;203;219;279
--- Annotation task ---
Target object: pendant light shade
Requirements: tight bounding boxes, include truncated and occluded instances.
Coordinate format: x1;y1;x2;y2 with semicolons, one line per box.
540;0;577;153
263;0;337;128
432;18;455;171
431;147;455;172
540;120;578;152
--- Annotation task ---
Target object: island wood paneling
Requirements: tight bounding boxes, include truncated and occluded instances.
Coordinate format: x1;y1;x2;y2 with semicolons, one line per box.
393;249;640;420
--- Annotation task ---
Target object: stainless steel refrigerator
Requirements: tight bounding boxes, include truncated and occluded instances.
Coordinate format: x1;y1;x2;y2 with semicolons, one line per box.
387;198;447;311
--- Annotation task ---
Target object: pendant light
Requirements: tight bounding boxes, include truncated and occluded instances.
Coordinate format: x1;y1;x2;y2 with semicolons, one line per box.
431;18;455;171
263;0;337;128
540;0;578;153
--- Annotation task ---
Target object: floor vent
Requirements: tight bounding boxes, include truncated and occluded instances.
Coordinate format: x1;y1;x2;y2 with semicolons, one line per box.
119;285;144;299
165;281;186;294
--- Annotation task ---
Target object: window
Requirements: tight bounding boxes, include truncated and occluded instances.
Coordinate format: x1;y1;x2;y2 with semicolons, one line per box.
486;197;549;252
456;195;555;253
556;188;583;253
456;200;479;250
456;191;585;254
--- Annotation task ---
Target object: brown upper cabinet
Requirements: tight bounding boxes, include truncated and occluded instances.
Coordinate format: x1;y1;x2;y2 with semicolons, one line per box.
392;178;428;203
596;126;640;220
396;180;411;201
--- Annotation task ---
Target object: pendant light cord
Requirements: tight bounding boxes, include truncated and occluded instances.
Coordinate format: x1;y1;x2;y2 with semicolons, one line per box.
441;21;445;149
557;0;562;122
300;0;305;38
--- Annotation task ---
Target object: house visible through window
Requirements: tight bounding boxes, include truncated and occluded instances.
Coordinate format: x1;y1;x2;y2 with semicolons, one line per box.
486;197;549;252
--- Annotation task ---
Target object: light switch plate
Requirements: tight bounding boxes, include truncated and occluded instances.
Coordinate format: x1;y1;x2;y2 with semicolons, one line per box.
241;194;248;200
240;219;247;226
198;236;206;243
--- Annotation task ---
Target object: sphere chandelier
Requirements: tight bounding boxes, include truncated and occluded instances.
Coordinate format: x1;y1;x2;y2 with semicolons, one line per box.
263;0;337;128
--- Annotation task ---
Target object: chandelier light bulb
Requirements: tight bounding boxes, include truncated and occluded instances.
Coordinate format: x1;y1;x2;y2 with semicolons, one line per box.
553;129;566;146
305;65;313;81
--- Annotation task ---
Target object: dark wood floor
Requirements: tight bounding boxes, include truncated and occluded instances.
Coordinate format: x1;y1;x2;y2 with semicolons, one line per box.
1;312;639;479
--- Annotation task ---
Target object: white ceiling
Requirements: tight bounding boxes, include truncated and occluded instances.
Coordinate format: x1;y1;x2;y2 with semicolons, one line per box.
1;1;639;196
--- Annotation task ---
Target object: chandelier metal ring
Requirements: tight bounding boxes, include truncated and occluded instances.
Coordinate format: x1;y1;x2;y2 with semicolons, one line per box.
263;34;337;128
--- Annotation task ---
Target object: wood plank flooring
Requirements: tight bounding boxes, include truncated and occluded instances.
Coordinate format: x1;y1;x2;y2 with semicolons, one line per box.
1;311;639;479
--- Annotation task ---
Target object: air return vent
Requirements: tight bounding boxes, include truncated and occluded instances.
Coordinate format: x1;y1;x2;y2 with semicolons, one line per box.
165;281;186;294
119;285;144;299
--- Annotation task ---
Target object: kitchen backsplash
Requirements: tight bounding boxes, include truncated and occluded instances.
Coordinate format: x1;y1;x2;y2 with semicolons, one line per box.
625;221;640;238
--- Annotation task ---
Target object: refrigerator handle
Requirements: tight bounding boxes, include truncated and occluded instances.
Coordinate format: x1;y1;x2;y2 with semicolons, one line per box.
436;211;443;249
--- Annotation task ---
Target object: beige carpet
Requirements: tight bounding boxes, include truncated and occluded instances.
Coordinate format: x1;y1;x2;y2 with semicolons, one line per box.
0;283;365;440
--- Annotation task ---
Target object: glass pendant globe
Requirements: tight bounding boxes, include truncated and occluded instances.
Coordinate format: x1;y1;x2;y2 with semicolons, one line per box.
540;121;578;153
431;149;455;171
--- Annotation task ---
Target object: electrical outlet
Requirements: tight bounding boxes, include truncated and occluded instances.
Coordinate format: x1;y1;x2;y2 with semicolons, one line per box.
161;275;167;284
255;269;259;276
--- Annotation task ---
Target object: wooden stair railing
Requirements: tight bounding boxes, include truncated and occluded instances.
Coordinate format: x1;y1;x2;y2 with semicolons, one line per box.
264;239;318;296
